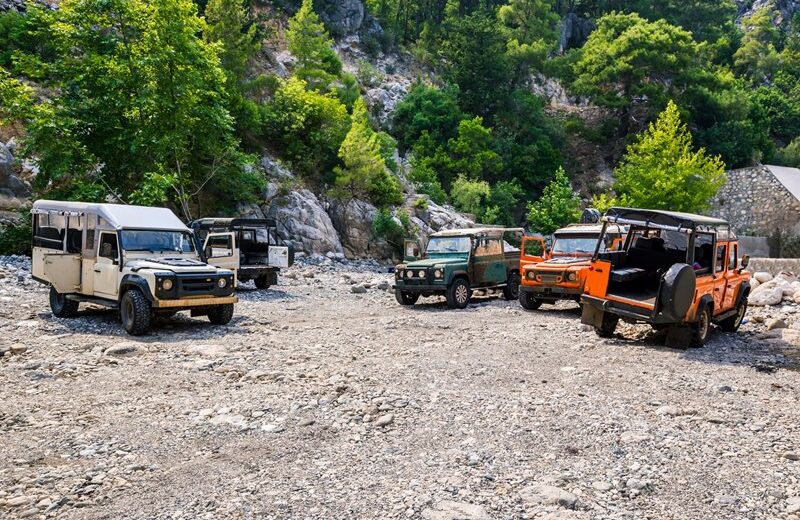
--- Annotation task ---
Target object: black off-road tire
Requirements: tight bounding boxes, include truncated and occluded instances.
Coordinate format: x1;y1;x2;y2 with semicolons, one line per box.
503;272;521;301
207;303;234;325
518;291;542;310
395;289;420;306
718;299;747;332
594;312;619;338
254;276;271;290
49;286;79;318
120;288;151;336
446;278;471;309
690;304;712;347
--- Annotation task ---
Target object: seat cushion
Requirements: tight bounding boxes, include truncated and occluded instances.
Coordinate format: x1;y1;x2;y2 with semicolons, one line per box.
610;267;647;283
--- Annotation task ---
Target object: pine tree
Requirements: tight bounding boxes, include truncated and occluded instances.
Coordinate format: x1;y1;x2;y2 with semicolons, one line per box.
526;167;581;235
286;0;342;90
614;100;726;213
204;0;259;81
332;98;402;207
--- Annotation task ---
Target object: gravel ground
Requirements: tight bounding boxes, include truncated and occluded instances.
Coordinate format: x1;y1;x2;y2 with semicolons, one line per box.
1;254;799;520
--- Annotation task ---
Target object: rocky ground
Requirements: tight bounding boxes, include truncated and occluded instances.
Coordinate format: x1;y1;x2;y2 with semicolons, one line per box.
1;255;799;520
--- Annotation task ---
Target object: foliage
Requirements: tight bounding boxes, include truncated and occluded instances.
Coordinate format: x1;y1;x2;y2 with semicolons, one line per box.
440;10;512;117
614;101;725;213
3;0;261;219
450;175;491;219
573;13;707;111
261;77;350;183
775;137;800;167
373;208;411;255
526;167;581;235
0;68;33;123
0;211;32;256
392;83;463;152
355;59;384;88
486;179;523;226
286;0;342;90
734;8;782;82
331;98;402;207
447;117;502;183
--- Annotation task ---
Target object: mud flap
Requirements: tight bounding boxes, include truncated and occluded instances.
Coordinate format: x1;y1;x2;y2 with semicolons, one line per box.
665;325;692;349
581;303;604;328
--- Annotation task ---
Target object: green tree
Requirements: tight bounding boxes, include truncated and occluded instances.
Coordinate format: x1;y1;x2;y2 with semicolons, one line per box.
392;83;463;152
0;67;33;123
486;179;523;226
526;167;581;235
734;7;782;82
332;98;402;207
441;10;512;117
450;175;491;219
286;0;342;90
261;76;350;182
614;100;726;213
447;116;502;182
573;13;707;113
499;0;559;71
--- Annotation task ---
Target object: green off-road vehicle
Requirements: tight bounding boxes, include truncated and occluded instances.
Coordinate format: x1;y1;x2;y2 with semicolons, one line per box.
393;227;525;309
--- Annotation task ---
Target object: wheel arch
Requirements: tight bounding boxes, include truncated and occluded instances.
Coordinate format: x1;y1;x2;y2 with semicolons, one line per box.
120;274;154;302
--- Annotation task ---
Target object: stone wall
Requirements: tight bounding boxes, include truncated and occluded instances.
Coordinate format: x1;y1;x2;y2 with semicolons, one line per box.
709;166;800;236
747;258;800;276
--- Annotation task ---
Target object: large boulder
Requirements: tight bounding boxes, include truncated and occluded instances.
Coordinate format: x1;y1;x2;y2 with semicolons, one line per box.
749;283;785;306
365;82;408;128
262;188;344;256
327;198;393;259
316;0;365;35
557;12;595;53
0;140;31;210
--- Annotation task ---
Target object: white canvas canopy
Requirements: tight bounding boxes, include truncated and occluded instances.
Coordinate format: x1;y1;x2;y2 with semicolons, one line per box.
32;200;189;232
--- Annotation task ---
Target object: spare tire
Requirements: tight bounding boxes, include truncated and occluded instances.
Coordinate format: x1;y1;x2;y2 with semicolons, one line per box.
659;263;696;321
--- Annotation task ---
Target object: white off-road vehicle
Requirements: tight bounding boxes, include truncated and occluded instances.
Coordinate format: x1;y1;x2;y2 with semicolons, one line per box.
31;200;237;335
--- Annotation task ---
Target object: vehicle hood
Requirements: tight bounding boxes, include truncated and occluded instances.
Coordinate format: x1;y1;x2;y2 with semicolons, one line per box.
402;257;466;268
536;256;590;267
125;257;221;273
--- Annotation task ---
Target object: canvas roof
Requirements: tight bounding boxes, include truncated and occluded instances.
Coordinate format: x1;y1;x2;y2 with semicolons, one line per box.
32;200;189;232
430;227;525;238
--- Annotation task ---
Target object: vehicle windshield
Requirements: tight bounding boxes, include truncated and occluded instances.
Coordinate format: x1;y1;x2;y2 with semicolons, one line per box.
120;230;196;254
552;235;599;255
426;236;471;254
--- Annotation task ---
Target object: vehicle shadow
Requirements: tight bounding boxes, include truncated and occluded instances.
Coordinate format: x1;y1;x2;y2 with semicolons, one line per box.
41;306;252;341
235;288;295;301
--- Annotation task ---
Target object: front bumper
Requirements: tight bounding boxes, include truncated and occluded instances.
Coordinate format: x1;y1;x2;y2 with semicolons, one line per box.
392;283;447;293
152;295;238;309
520;283;582;298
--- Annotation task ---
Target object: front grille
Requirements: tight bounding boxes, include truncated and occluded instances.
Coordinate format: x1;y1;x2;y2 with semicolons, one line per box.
178;275;216;294
538;273;561;284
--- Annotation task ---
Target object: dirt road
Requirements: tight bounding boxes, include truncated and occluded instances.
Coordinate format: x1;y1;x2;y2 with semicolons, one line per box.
1;256;799;519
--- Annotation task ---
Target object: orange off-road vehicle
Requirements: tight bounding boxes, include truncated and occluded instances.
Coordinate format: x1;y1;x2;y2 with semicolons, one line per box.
580;208;751;348
518;223;624;310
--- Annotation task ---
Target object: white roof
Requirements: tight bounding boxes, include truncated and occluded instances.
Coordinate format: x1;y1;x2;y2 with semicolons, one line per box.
766;165;800;202
32;200;189;232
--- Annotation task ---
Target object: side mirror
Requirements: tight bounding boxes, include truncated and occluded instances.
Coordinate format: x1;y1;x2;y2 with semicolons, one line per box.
740;254;750;269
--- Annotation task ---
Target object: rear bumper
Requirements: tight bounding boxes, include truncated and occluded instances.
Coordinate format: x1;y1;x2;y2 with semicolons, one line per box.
581;295;664;324
152;296;238;309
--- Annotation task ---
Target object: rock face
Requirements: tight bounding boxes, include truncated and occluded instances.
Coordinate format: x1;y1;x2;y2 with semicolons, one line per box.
407;196;475;240
0;140;31;215
737;0;800;26
365;82;408;129
316;0;365;35
558;12;595;53
328;198;393;259
262;188;345;257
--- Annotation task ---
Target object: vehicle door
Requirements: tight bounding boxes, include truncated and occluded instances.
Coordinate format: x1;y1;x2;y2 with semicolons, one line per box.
521;236;547;265
722;242;743;311
35;212;83;293
93;232;121;300
203;232;239;272
711;242;728;313
473;237;506;285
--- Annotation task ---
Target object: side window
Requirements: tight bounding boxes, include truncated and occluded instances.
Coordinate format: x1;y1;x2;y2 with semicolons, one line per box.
728;244;737;270
715;244;726;273
33;213;65;250
476;238;502;256
206;235;233;258
523;238;545;257
98;233;119;260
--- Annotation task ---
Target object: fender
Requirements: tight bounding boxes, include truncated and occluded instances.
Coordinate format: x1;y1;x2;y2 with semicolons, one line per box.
735;281;751;307
120;274;155;302
447;270;469;285
692;294;715;322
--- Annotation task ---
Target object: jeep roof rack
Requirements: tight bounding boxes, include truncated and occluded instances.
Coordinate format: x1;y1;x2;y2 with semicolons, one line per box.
190;218;278;230
602;207;730;231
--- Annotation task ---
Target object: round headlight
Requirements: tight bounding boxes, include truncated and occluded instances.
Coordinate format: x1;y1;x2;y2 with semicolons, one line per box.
434;269;443;279
418;270;425;278
217;277;228;288
527;271;536;280
162;279;174;291
567;272;577;281
405;270;413;278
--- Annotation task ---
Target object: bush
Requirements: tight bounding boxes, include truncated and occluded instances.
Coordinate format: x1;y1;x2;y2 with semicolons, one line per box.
373;208;410;256
356;59;384;88
0;212;32;256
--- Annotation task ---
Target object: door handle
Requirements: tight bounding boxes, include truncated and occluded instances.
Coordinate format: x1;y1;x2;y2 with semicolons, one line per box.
93;269;101;273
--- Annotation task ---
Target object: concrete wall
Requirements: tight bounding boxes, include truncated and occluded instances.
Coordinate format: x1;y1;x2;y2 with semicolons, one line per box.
747;258;800;275
738;236;771;257
709;166;800;236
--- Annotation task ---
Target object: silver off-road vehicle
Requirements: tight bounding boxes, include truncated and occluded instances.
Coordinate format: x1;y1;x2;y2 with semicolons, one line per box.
31;200;237;335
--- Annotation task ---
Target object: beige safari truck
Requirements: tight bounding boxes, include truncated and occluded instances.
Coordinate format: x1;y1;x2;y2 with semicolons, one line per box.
190;218;294;289
31;200;238;335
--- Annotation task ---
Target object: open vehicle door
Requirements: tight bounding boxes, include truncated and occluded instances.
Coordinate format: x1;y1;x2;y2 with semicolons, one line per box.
521;236;547;264
268;245;291;268
404;239;422;261
203;232;240;273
